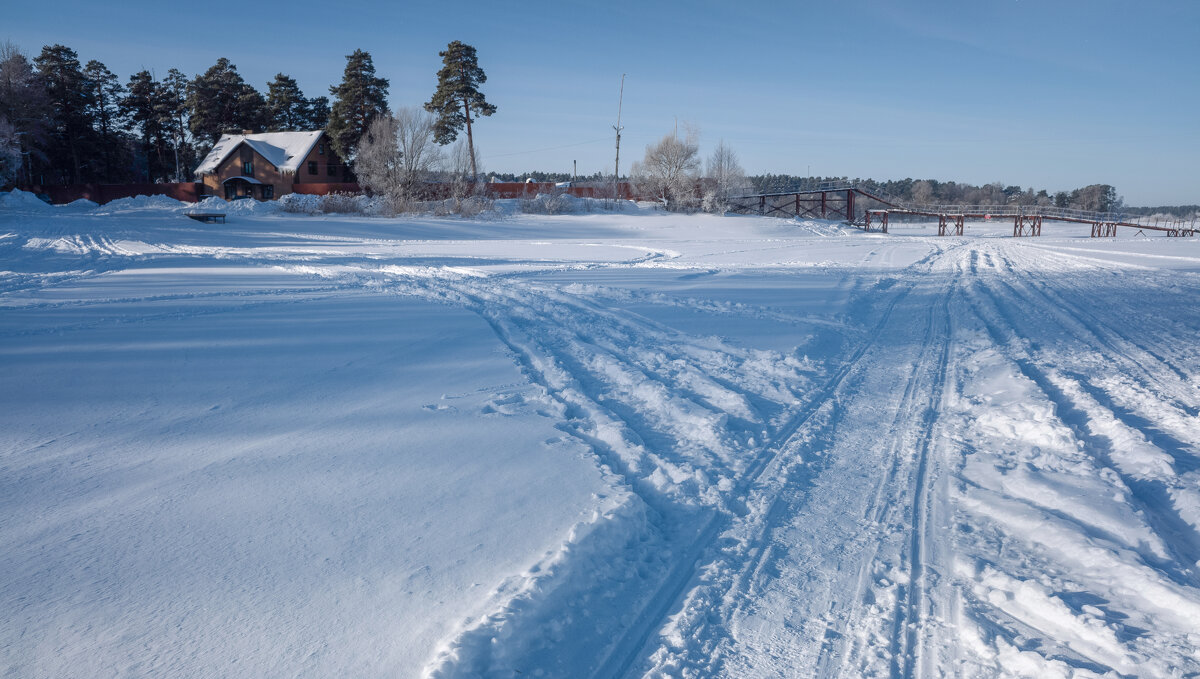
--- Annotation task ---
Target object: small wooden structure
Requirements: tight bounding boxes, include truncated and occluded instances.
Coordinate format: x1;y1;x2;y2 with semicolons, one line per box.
186;212;226;224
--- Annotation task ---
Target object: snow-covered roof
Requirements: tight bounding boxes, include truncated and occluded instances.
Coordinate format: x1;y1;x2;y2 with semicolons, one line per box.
194;131;324;176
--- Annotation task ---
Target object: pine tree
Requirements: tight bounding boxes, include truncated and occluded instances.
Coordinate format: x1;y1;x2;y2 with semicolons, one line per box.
159;68;193;181
82;59;126;181
33;44;93;183
123;70;168;181
303;95;330;130
326;49;389;164
424;41;496;179
188;58;267;149
266;73;309;131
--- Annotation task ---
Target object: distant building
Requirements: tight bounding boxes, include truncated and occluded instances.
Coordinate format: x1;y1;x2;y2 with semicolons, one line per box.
194;130;345;200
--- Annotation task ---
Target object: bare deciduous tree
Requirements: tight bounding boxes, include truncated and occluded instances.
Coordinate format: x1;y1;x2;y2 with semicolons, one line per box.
354;106;442;212
703;139;747;213
631;125;701;212
0;118;21;186
394;106;440;194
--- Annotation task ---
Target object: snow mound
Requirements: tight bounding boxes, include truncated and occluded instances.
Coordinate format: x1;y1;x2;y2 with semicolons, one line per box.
63;198;100;210
192;196;280;216
0;189;54;212
276;193;323;215
276;192;376;215
93;194;190;212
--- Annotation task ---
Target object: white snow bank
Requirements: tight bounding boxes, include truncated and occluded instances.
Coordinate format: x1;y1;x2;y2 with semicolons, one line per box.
191;196;280;215
0;189;53;212
94;194;189;212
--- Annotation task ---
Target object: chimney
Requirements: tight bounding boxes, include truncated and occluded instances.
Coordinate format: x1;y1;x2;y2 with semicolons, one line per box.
241;129;255;135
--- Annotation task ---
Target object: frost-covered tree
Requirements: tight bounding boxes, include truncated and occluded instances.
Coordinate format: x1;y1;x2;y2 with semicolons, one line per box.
0;117;21;187
1072;184;1123;213
0;42;50;184
356;106;442;207
326;49;389;164
911;179;933;205
632;126;701;211
702;139;746;212
424;41;496;180
354;112;402;197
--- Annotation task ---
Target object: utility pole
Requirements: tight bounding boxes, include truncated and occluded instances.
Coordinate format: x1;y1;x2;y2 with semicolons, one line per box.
573;159;577;184
613;73;625;202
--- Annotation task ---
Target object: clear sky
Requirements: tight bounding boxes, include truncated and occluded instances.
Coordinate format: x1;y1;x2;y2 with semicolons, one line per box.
6;0;1198;205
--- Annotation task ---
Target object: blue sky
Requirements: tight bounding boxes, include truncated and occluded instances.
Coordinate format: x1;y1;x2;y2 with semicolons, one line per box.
6;0;1198;204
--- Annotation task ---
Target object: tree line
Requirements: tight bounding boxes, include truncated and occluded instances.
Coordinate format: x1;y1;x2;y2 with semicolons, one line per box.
750;174;1132;214
0;41;391;186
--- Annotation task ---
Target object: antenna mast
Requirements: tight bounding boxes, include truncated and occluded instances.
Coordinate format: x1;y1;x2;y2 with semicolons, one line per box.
613;73;625;203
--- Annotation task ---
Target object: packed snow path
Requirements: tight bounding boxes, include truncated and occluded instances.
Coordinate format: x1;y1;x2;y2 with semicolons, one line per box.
2;195;1199;678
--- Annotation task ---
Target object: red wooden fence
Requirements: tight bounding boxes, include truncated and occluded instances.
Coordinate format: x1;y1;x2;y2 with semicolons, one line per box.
16;183;205;205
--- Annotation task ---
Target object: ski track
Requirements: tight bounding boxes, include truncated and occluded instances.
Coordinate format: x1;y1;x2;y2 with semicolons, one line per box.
278;236;1200;678
7;207;1200;678
969;248;1200;578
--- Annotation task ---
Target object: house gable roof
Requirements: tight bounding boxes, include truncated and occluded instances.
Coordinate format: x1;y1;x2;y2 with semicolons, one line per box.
195;130;325;176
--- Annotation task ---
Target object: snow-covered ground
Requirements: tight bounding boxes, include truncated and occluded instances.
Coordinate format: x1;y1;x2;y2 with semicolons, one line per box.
2;192;1199;678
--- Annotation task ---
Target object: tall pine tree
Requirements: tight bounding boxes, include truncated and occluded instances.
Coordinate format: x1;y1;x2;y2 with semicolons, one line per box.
326;49;388;164
266;73;309;131
122;70;170;182
159;68;193;181
82;59;127;181
34;44;93;183
188;58;267;150
304;95;330;130
424;41;496;180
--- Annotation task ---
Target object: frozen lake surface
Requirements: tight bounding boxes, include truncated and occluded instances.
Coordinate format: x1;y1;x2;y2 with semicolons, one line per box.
3;192;1200;677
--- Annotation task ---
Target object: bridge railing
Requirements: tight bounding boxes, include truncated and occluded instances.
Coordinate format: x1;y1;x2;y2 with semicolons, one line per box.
896;204;1148;224
733;183;1196;228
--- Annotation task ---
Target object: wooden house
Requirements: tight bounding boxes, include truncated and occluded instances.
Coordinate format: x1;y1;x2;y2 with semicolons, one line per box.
194;130;344;200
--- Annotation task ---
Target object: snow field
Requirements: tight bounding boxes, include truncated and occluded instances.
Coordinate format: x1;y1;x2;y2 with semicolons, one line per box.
2;192;1200;677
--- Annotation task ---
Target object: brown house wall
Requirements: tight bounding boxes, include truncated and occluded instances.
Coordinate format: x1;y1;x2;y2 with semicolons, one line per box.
293;137;345;184
201;144;289;199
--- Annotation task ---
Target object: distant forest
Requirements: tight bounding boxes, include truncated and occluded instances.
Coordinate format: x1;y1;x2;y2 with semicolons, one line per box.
489;171;1195;216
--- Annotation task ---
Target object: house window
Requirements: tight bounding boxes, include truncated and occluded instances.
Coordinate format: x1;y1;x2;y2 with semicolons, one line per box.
224;183;236;200
318;143;324;155
242;161;252;176
262;185;274;200
327;162;336;176
308;161;318;175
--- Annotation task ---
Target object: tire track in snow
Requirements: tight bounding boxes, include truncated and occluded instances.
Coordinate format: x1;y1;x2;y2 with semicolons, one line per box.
998;245;1198;417
963;251;1200;587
